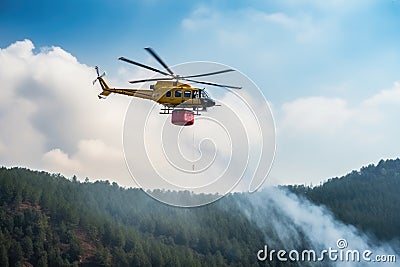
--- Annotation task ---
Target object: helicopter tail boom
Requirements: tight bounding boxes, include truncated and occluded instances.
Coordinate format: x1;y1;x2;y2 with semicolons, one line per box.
96;77;113;99
93;66;112;99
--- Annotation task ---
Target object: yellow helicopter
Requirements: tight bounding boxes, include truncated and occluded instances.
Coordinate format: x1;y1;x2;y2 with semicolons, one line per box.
93;47;241;125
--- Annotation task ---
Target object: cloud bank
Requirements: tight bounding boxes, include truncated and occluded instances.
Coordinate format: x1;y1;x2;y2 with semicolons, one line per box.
0;39;133;185
271;82;400;185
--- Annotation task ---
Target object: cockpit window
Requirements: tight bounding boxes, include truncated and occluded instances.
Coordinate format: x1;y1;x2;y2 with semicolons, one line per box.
184;90;191;98
200;90;209;98
166;91;171;97
174;90;182;97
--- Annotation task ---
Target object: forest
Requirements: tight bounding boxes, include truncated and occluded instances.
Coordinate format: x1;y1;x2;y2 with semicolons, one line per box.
0;158;398;266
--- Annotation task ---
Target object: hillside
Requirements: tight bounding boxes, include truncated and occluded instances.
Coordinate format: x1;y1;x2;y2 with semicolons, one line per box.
287;158;400;242
0;159;399;266
0;167;266;267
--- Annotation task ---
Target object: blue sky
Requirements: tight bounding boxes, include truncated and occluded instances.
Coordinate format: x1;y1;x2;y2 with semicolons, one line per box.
1;0;400;104
1;0;400;187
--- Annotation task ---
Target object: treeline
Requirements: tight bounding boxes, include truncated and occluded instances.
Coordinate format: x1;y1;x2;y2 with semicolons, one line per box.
287;158;400;242
0;158;399;266
0;167;268;267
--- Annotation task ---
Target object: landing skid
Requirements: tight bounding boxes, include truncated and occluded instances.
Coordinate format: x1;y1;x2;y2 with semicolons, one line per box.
160;107;201;115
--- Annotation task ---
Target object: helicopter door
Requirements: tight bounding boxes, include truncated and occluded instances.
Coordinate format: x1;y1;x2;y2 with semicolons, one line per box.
184;90;191;98
184;90;192;105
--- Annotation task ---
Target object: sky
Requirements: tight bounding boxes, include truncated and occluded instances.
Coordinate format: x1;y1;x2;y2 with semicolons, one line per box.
1;0;400;189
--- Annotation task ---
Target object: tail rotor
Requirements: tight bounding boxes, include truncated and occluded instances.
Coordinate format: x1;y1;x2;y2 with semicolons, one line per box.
93;66;106;85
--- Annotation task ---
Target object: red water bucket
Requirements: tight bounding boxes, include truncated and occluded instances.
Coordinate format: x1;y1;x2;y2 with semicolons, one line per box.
171;109;194;126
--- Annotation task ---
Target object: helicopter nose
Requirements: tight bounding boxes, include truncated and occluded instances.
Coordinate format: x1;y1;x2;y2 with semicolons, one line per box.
207;98;216;107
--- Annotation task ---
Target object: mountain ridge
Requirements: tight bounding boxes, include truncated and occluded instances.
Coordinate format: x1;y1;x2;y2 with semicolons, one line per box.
0;158;398;266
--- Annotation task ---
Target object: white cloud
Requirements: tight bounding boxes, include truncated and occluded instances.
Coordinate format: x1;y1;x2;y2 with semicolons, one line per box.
43;148;82;175
248;10;318;41
0;39;133;186
281;96;353;135
43;139;128;183
3;39;35;59
279;82;400;138
279;0;374;11
363;82;400;106
269;82;400;185
181;7;319;45
181;6;217;31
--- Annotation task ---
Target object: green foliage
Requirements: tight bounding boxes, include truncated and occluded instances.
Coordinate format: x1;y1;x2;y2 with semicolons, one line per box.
0;167;265;266
0;158;398;266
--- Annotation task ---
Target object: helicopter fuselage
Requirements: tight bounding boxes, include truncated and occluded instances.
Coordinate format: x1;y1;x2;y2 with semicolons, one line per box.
97;79;215;111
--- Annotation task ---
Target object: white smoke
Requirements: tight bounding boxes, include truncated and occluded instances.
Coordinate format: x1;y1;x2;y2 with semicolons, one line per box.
240;187;399;266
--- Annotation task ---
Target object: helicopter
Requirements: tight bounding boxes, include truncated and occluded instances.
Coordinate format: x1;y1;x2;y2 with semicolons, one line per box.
93;47;241;125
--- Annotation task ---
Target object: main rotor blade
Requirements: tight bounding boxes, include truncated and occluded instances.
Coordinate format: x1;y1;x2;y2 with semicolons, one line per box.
144;47;175;76
184;78;242;89
118;56;171;76
129;77;174;84
180;69;235;79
